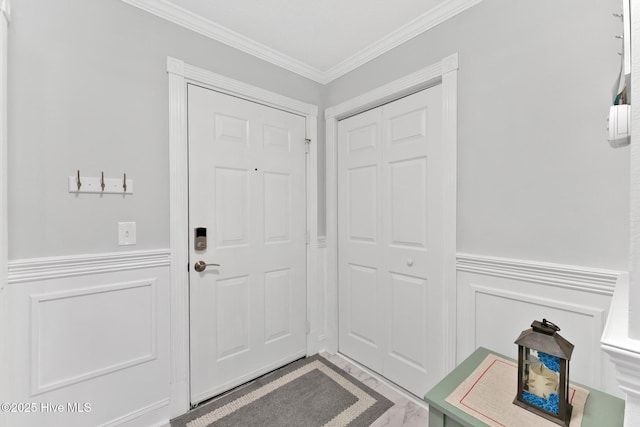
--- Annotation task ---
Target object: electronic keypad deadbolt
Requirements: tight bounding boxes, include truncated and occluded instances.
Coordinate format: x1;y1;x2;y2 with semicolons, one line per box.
194;227;207;251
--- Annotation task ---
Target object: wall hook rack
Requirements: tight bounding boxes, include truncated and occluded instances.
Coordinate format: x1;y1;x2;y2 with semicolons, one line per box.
69;171;134;194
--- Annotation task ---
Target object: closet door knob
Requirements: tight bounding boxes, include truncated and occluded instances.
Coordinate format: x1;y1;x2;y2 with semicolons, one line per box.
407;259;414;267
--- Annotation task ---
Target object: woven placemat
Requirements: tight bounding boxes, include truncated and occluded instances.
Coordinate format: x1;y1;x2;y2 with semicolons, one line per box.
445;354;589;427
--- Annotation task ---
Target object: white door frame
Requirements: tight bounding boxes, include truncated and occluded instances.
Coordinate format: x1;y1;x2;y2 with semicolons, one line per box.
0;1;9;419
324;53;459;373
166;57;318;417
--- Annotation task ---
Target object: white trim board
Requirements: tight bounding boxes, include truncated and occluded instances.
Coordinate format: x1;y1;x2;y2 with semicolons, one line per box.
601;274;640;423
123;0;480;84
8;249;170;284
324;53;459;373
167;57;318;417
0;0;7;291
457;253;621;296
0;6;8;426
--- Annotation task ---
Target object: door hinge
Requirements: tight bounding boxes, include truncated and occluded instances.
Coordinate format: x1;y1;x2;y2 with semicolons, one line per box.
306;230;310;245
305;138;311;154
306;320;311;335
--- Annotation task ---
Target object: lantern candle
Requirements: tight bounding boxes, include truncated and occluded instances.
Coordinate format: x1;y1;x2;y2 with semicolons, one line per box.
514;319;574;426
522;351;560;413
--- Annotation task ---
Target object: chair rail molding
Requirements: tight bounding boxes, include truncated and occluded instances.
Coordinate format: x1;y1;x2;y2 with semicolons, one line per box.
325;52;458;372
167;56;318;417
456;253;621;296
8;249;170;284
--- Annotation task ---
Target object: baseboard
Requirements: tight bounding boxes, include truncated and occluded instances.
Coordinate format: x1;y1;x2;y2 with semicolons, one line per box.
100;398;170;427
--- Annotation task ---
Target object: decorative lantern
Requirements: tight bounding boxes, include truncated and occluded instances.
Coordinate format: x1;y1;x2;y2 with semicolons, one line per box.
513;319;574;426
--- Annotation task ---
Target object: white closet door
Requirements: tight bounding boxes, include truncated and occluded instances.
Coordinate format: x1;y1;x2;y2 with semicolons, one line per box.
188;84;307;404
338;85;445;396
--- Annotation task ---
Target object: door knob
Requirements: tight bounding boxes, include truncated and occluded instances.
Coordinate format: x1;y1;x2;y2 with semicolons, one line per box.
194;260;220;272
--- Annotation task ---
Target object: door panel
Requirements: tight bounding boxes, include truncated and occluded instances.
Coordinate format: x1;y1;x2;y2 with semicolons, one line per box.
348;165;378;243
216;276;250;359
389;157;428;248
338;108;383;373
215;167;249;247
338;85;445;397
347;264;379;346
264;268;292;343
264;172;291;243
388;273;428;367
188;84;307;404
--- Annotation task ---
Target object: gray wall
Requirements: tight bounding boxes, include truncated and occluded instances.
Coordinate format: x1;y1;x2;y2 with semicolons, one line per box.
9;0;630;271
8;0;324;259
325;0;630;270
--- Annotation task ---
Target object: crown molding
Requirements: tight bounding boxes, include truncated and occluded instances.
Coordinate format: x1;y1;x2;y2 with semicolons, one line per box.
123;0;481;84
323;0;480;83
122;0;325;83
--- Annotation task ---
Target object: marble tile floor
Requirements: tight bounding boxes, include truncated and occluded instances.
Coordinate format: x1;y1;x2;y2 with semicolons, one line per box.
320;352;430;427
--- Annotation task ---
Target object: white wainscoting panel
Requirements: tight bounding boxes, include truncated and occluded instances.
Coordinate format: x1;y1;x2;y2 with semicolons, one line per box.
6;250;170;427
31;280;157;395
457;253;623;397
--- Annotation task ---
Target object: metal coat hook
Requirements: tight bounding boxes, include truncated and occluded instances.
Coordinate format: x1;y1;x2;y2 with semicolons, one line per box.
69;171;133;194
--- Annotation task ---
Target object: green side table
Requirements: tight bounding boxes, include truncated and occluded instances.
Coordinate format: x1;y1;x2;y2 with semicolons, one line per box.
424;347;624;427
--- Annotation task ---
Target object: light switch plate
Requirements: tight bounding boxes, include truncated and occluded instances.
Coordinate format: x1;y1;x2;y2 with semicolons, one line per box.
118;222;136;246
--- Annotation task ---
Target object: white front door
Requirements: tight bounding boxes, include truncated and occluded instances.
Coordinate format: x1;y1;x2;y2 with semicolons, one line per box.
338;85;446;397
188;84;307;404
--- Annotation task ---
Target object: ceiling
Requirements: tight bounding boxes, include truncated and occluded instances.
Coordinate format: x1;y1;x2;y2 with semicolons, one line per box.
123;0;481;83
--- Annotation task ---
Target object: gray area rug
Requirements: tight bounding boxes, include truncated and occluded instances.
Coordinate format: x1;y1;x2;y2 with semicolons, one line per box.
171;355;394;427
